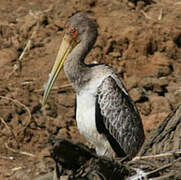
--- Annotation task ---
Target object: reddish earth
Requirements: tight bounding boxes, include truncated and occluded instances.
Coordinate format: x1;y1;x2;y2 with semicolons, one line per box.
0;0;181;179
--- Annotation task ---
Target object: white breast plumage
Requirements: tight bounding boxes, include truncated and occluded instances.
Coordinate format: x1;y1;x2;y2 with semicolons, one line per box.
76;76;114;157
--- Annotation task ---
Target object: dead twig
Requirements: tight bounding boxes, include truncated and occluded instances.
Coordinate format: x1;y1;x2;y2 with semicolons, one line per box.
0;155;14;160
132;149;181;161
146;162;173;178
128;157;181;179
0;96;32;137
140;10;154;20
0;117;12;134
147;157;181;178
158;8;163;21
0;96;34;157
150;173;174;180
5;142;35;157
116;155;130;163
92;170;107;180
175;2;181;5
0;117;17;142
16;25;38;72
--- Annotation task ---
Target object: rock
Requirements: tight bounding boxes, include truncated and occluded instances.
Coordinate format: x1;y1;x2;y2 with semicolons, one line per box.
142;112;168;134
150;52;172;77
110;51;121;57
139;76;169;94
165;80;181;107
65;107;75;118
165;90;181;108
148;95;171;113
129;87;145;102
57;128;69;138
137;101;151;116
139;77;155;90
43;102;58;118
174;90;181;106
125;75;140;90
104;39;116;54
165;92;177;107
54;19;64;30
152;78;168;94
58;93;74;107
166;81;181;92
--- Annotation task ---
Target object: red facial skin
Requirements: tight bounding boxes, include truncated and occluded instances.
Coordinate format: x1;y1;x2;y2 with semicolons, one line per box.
67;26;78;39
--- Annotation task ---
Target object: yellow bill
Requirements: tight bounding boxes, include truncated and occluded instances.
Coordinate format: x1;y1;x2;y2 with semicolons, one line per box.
42;34;77;106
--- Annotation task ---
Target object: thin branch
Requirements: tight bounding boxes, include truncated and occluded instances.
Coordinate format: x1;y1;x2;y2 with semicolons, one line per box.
158;8;163;21
150;173;174;180
175;2;181;5
0;155;14;160
0;96;34;157
5;142;35;157
129;157;181;179
140;10;154;20
0;96;32;137
146;157;181;178
132;149;181;161
0;117;12;133
0;117;17;143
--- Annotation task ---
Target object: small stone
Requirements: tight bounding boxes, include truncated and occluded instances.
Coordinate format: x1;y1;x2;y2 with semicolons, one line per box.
110;51;121;57
151;52;172;77
149;95;171;113
139;77;154;90
165;92;176;106
57;128;69;138
105;39;116;54
142;112;168;134
139;77;169;94
54;19;64;29
126;75;139;90
166;81;181;92
129;87;145;102
137;101;151;116
58;93;74;107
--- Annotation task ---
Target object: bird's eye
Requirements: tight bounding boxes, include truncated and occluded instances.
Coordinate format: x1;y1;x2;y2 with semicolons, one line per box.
67;26;78;39
71;28;76;33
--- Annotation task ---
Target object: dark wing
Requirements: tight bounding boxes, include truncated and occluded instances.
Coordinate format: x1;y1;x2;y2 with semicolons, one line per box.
96;96;126;157
74;96;77;119
96;76;145;158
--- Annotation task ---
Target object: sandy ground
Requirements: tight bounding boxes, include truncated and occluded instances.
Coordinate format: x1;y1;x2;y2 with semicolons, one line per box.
0;0;181;179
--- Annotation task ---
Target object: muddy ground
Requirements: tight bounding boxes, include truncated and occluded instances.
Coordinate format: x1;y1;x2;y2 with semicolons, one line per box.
0;0;181;179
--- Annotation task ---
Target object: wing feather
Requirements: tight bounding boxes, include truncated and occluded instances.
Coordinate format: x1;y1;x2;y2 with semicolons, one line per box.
96;76;145;158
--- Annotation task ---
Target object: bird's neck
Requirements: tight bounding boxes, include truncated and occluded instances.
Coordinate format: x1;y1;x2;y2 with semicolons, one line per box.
64;41;91;91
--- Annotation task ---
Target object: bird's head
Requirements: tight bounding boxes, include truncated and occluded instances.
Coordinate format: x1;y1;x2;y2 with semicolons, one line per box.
42;13;97;105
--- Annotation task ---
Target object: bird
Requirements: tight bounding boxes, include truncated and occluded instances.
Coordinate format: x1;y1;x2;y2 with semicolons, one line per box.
42;13;145;158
